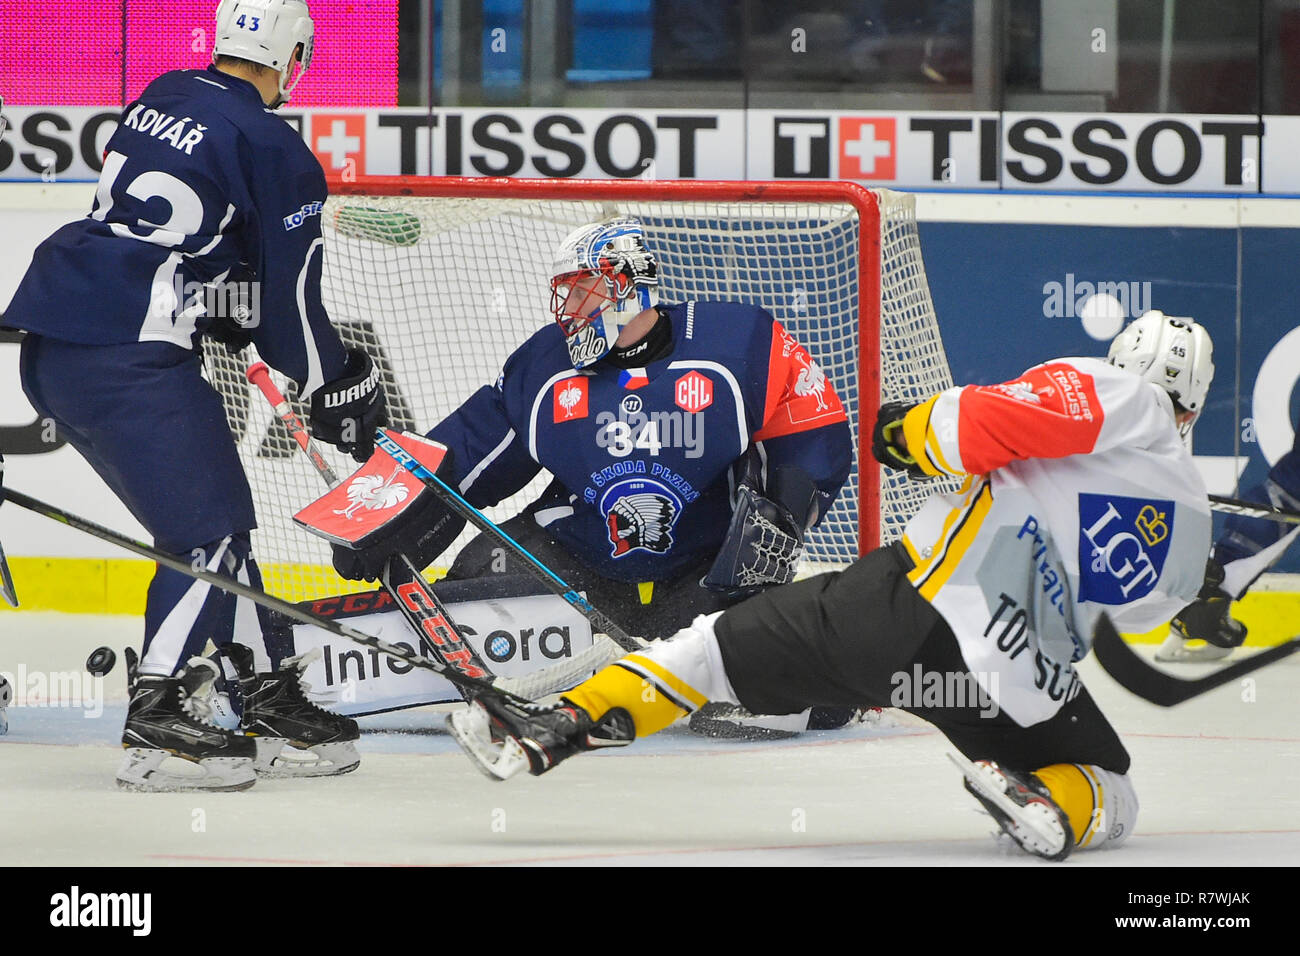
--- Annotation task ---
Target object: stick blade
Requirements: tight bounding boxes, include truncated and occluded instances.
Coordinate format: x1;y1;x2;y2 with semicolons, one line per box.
1093;612;1300;706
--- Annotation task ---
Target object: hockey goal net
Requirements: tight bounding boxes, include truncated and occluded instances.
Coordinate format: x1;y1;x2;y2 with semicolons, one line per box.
203;177;954;604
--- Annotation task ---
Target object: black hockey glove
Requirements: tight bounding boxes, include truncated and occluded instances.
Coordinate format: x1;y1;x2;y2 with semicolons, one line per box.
309;348;388;462
1170;558;1247;649
871;401;929;480
204;262;259;354
331;481;467;582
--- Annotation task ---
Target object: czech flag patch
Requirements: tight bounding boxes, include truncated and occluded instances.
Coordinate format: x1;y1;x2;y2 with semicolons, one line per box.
618;368;650;390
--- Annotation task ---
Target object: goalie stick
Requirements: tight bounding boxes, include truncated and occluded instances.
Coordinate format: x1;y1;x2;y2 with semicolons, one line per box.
1092;612;1300;706
1208;493;1300;525
0;486;541;704
246;362;495;690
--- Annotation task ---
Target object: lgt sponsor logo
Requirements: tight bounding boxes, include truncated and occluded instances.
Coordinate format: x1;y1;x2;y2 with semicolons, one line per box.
1077;493;1173;604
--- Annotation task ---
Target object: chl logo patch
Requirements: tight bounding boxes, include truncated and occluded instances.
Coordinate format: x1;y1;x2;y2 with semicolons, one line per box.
1077;493;1174;605
600;478;682;557
674;371;713;413
553;377;589;422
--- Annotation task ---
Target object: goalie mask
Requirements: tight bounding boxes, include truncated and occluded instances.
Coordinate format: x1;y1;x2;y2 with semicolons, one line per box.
1107;310;1214;436
550;217;659;369
214;0;315;107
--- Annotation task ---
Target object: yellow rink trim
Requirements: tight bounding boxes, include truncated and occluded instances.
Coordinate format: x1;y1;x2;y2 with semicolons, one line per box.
0;556;448;616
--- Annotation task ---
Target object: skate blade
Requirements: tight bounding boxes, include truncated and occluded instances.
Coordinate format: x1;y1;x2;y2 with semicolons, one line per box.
446;706;530;781
116;747;256;792
1154;633;1232;663
252;738;360;777
948;753;1069;861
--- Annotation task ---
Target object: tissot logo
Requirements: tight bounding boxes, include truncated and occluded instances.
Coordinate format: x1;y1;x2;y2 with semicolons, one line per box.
310;113;366;172
773;117;830;177
839;117;897;179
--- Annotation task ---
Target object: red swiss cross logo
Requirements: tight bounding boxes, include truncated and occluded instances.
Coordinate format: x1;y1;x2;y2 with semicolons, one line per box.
310;113;367;174
674;371;713;413
553;377;589;422
838;117;896;180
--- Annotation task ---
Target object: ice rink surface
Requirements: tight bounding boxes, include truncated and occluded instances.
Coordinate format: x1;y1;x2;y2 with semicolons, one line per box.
3;611;1298;868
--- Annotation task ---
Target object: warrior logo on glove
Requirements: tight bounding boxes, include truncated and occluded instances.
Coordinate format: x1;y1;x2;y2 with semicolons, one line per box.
601;479;681;557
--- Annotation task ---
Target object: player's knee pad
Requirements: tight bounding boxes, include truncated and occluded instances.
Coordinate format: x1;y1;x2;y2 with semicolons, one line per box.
1034;764;1138;852
565;612;740;737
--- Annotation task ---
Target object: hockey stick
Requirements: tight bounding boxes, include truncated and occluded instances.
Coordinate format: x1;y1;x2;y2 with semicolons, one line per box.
0;457;18;607
0;486;534;702
246;362;495;688
373;428;648;655
0;538;18;608
1208;493;1300;525
1092;612;1300;706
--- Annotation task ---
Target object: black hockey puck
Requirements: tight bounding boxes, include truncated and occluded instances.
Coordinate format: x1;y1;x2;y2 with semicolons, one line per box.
86;646;116;677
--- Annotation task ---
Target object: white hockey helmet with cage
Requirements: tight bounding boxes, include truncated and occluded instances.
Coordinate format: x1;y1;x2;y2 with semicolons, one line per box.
550;217;659;369
1107;310;1214;434
213;0;315;107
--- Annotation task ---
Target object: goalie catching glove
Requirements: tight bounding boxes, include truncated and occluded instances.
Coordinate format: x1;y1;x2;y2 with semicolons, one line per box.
310;348;389;462
704;466;819;596
871;400;929;480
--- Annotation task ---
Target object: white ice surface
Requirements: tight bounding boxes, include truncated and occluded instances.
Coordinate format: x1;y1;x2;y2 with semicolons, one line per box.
2;611;1298;867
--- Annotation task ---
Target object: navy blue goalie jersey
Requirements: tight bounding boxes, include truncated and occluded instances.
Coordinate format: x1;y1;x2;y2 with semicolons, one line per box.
428;302;854;582
6;65;346;393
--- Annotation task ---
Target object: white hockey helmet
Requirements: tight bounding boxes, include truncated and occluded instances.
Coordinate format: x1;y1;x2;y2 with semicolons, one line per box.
213;0;315;107
1107;310;1214;434
550;217;659;369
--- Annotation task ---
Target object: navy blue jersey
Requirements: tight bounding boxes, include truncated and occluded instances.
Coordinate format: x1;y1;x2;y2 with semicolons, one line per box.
6;66;346;393
429;302;853;582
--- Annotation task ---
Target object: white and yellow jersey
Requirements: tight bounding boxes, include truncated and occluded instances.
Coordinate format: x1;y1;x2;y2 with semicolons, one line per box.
898;357;1211;726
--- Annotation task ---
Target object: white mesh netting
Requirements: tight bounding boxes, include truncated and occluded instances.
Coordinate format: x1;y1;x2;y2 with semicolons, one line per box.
203;185;954;603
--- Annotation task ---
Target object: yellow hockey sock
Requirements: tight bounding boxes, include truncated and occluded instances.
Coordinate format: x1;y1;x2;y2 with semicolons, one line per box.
1034;763;1104;849
565;654;707;738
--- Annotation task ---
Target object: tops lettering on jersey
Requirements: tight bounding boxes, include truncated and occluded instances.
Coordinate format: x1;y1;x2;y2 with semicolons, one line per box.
428;301;852;582
5;66;347;394
899;358;1211;727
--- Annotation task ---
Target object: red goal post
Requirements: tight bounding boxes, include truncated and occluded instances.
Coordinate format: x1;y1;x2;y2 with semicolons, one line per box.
207;176;954;603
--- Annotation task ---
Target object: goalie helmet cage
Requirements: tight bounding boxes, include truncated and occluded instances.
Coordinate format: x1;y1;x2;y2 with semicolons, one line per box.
204;176;955;604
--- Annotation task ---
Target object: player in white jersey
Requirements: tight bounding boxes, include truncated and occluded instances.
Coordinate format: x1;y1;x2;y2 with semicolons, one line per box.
445;310;1216;862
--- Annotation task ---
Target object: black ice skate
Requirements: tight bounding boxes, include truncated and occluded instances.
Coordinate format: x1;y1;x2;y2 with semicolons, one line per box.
447;689;634;781
950;753;1075;861
219;642;358;780
116;649;257;792
225;644;361;778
